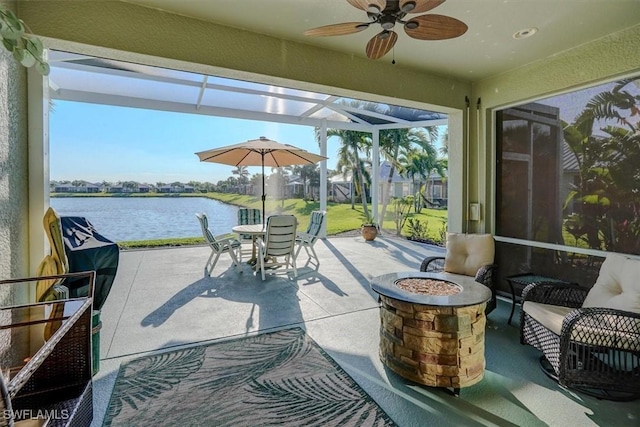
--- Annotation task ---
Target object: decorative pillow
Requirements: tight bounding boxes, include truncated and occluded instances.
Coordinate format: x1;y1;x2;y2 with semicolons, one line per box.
583;253;640;314
443;233;495;277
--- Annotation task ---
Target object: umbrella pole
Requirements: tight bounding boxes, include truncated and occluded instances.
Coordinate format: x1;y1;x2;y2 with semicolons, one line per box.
261;156;266;225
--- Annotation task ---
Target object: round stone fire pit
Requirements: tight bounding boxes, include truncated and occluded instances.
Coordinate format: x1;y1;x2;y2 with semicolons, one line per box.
371;272;492;394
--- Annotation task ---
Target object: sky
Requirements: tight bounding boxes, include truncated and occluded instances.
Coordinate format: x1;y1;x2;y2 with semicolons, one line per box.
49;100;342;185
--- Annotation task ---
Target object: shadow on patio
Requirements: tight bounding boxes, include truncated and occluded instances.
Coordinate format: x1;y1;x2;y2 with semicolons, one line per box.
90;236;638;426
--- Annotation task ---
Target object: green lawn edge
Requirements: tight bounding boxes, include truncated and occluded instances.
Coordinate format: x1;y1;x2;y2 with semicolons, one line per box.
52;192;447;249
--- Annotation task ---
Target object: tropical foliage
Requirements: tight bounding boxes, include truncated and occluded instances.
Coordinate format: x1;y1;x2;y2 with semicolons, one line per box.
378;113;440;222
316;127;372;215
317;102;447;223
563;78;640;253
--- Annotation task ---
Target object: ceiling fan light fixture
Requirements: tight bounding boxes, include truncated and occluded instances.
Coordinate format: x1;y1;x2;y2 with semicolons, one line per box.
400;1;417;13
405;21;419;30
367;4;381;14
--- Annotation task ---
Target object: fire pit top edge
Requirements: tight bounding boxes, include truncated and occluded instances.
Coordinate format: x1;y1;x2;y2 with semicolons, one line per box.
370;271;491;307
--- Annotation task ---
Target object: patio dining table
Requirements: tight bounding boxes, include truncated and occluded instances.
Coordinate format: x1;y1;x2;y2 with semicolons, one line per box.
231;224;265;264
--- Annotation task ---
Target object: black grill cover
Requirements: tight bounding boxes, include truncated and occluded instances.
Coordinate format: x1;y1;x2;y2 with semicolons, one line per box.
61;216;119;310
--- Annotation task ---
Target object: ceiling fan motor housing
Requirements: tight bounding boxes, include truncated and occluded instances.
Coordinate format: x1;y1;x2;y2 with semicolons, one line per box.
380;15;396;30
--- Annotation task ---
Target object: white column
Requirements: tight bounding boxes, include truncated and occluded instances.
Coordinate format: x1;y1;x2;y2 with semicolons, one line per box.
28;62;50;276
319;120;328;238
448;110;464;233
372;129;379;224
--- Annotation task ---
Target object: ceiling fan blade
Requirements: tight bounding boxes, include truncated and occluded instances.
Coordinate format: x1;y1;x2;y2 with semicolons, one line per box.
365;31;398;59
404;14;468;40
304;22;369;37
347;0;387;13
400;0;445;14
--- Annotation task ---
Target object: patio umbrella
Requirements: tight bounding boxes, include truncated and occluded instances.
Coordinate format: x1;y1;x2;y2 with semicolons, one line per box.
195;136;327;224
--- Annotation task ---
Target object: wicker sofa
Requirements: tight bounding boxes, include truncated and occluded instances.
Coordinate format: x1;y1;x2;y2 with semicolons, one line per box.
520;253;640;400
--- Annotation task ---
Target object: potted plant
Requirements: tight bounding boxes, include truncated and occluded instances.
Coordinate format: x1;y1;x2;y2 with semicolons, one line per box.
361;214;379;241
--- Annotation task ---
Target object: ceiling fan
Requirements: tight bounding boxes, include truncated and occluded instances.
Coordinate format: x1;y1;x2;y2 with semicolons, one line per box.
303;0;468;60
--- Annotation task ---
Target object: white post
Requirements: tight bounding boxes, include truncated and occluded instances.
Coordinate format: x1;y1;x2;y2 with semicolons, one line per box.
319;120;328;238
372;129;379;224
27;61;50;276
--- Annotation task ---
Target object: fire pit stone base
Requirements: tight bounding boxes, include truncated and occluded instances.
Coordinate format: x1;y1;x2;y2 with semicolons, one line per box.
379;295;487;389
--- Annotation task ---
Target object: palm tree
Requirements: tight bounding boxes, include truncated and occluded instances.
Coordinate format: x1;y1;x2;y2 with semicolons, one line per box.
250;173;263;197
378;125;439;223
399;149;446;212
292;164;320;199
232;166;250;194
563;79;640;252
317;127;372;216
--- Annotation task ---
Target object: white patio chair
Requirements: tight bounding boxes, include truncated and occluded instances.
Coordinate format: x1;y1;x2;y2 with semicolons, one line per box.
295;210;325;266
256;215;297;280
196;213;241;276
237;207;262;258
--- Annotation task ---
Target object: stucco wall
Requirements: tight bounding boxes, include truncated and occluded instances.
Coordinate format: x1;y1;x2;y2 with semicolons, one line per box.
0;13;30;280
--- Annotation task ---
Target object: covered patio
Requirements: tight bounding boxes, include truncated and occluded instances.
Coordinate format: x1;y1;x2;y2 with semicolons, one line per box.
2;2;640;426
90;236;638;426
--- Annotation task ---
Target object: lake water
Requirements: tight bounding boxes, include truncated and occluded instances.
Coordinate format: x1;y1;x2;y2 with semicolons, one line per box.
50;197;239;242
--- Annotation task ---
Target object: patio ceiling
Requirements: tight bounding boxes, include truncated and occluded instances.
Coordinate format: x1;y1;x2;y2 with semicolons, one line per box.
47;50;448;132
122;0;640;81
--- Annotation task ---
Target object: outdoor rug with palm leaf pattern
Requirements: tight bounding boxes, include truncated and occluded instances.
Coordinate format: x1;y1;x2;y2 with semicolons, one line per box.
102;327;396;426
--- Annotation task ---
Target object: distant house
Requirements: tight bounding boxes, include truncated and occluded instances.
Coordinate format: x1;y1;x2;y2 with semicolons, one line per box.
378;161;413;199
158;185;172;193
53;183;74;193
329;162;448;206
85;183;100;193
183;185;194;193
285;174;304;198
329;173;352;202
108;185;124;193
137;184;151;193
423;170;448;208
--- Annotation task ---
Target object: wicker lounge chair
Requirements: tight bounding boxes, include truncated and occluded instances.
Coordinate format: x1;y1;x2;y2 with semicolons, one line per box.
520;253;640;401
420;232;497;314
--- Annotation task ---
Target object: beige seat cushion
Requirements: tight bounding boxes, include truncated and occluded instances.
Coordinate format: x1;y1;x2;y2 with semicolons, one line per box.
523;301;637;349
523;301;573;336
443;233;495;277
583;253;640;314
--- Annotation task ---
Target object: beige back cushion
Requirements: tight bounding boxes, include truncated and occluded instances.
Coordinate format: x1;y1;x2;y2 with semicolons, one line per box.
443;233;495;277
582;253;640;314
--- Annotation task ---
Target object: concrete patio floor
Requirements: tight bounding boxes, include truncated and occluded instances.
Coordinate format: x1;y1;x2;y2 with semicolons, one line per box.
90;235;639;426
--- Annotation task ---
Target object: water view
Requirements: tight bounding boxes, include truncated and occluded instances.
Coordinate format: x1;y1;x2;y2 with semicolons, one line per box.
50;197;239;242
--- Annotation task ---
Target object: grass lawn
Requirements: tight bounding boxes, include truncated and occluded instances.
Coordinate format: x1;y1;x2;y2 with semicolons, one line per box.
206;192;446;240
54;192;448;249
